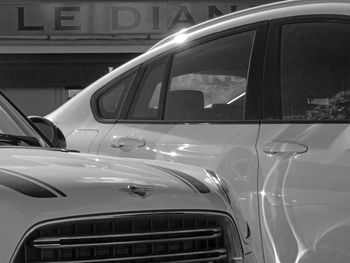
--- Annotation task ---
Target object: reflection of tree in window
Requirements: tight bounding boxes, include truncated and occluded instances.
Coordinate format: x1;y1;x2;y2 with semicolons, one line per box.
307;90;350;120
171;74;247;107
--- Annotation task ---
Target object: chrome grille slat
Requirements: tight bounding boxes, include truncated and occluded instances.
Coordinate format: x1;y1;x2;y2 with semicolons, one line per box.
33;227;222;249
34;227;221;243
33;233;222;248
30;248;227;263
13;212;241;263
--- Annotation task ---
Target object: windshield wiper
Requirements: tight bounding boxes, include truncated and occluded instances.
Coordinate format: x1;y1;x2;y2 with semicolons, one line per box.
0;134;41;147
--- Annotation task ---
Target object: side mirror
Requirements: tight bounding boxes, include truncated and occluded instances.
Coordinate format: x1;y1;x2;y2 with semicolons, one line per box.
28;116;66;149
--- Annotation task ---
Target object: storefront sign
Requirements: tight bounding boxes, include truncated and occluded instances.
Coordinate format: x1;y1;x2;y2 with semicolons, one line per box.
0;1;266;36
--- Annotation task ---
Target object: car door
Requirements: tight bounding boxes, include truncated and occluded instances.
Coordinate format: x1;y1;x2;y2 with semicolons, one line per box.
257;17;350;263
62;69;138;153
98;23;267;262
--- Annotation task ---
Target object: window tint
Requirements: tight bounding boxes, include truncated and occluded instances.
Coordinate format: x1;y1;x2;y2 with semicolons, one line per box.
96;72;135;120
281;22;350;120
128;59;167;119
164;30;255;121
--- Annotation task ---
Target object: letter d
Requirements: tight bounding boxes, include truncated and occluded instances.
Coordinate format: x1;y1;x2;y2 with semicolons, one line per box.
112;7;141;30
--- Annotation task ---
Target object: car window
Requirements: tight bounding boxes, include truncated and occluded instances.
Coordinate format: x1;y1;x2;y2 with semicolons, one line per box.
281;22;350;120
164;30;255;121
0;95;47;147
127;58;167;119
0;105;25;135
94;71;136;120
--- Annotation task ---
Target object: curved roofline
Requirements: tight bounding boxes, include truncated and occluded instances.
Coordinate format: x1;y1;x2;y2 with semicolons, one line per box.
150;0;350;50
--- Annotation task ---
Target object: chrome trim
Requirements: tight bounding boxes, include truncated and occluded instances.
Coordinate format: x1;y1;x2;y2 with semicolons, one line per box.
31;249;227;263
33;227;222;248
10;211;244;263
33;233;222;249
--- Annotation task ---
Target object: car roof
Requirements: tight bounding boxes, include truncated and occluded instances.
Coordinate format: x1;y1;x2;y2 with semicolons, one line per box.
150;0;350;50
50;0;350;112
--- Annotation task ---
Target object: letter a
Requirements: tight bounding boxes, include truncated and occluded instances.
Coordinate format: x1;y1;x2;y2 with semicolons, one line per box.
169;6;195;30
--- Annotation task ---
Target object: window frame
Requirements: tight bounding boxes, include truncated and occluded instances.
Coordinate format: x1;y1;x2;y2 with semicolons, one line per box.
90;67;139;123
120;21;268;124
262;15;350;123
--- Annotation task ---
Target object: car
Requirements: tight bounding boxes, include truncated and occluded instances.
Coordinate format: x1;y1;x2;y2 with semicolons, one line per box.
0;91;255;263
47;0;350;262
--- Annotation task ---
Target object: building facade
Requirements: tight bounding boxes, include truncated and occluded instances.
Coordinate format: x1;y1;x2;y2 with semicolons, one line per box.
0;0;273;116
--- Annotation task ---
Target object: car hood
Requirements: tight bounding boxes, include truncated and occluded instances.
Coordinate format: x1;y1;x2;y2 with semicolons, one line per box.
0;147;229;213
0;147;232;262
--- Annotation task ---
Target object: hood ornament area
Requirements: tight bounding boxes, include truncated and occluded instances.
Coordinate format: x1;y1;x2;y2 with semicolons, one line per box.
120;184;153;199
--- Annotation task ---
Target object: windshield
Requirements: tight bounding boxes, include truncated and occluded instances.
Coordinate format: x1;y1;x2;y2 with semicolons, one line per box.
0;94;48;147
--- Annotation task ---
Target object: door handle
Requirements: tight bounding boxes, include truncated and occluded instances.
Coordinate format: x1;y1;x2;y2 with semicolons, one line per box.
263;141;308;155
111;136;146;151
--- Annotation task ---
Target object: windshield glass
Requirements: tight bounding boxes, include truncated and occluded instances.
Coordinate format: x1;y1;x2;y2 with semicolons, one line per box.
0;95;48;147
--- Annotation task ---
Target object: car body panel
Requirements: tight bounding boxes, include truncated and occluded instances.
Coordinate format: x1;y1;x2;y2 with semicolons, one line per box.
96;122;262;259
257;123;350;263
0;147;239;262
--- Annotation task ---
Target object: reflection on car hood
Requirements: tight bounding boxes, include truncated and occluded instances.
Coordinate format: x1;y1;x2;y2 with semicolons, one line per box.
0;147;228;211
0;148;231;262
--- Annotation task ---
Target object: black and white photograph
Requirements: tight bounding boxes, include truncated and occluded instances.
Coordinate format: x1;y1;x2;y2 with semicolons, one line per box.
0;1;350;263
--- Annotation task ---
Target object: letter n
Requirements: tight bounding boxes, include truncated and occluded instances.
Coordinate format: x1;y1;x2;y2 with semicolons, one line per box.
208;6;224;19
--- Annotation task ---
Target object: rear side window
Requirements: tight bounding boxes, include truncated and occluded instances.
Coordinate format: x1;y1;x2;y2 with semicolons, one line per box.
281;22;350;120
128;58;167;120
92;71;136;121
164;30;255;121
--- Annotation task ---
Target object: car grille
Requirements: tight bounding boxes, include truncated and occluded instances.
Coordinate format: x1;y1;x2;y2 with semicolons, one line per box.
13;212;242;263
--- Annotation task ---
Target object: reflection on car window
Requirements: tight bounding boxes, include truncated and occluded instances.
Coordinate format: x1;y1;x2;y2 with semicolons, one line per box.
281;22;350;120
164;30;255;121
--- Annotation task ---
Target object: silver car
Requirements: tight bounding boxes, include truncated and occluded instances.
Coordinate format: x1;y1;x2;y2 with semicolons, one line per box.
48;1;350;262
